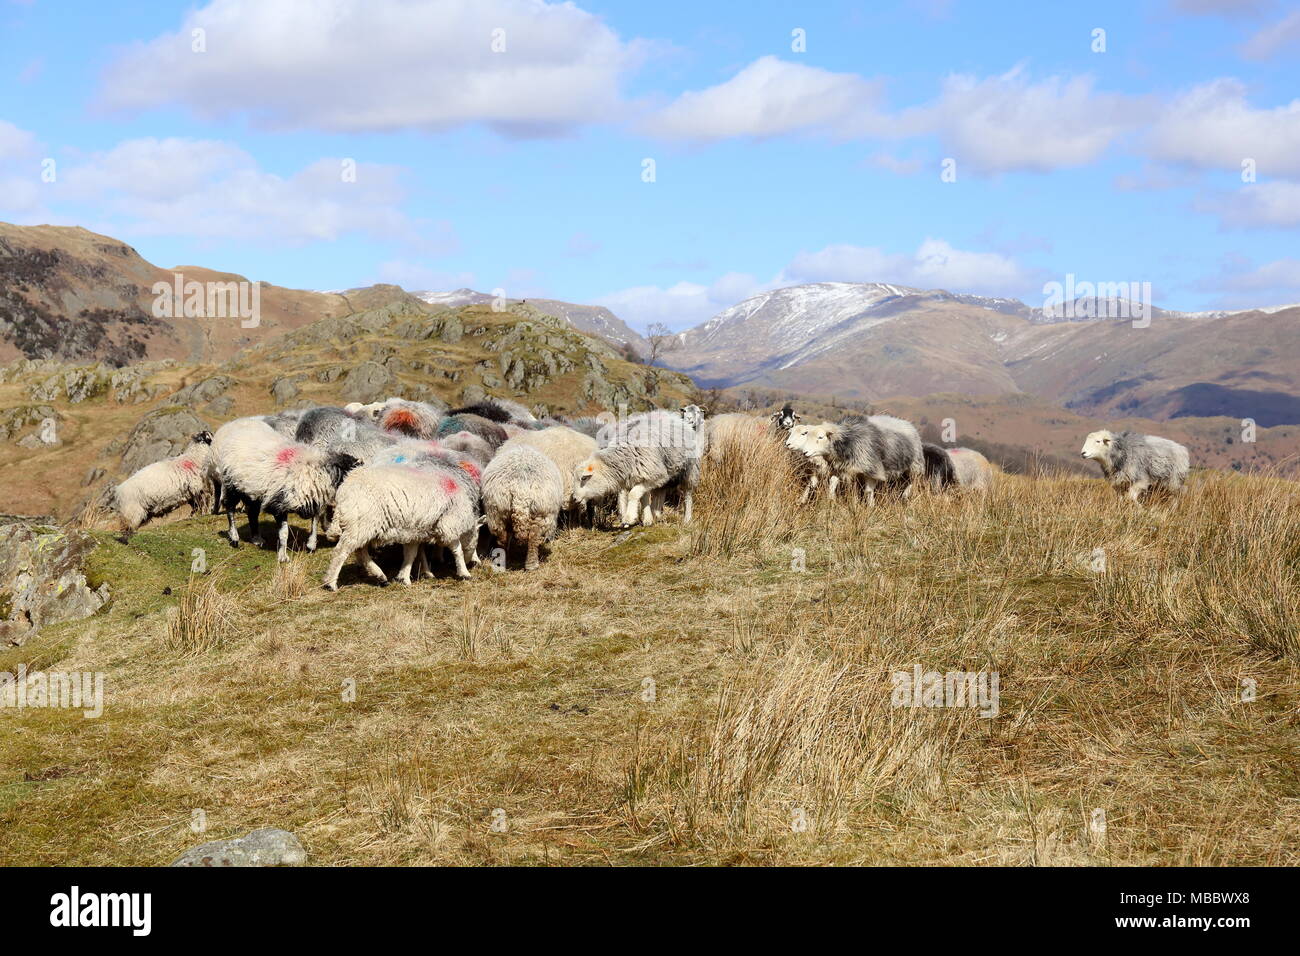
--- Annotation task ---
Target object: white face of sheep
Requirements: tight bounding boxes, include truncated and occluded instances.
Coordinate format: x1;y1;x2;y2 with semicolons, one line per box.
787;424;833;459
574;457;614;503
1080;431;1114;464
680;405;704;431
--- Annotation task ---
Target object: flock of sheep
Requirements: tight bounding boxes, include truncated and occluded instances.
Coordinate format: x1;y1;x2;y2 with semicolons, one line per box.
109;394;1192;590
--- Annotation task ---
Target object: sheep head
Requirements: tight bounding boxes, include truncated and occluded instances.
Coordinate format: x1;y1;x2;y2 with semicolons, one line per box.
1080;430;1114;465
573;456;616;503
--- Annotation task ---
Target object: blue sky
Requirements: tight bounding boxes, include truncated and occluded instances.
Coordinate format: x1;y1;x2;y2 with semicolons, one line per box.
1;0;1298;330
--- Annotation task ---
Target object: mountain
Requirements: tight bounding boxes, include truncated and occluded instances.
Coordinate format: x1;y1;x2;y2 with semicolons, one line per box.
668;282;1300;425
413;289;646;353
0;222;369;366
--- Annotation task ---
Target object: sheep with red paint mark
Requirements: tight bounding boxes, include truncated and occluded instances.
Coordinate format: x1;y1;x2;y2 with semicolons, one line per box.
322;453;483;590
111;431;215;538
209;417;360;561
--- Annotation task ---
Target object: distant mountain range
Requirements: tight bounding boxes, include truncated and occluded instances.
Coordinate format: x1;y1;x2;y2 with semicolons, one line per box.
411;288;646;353
664;282;1300;426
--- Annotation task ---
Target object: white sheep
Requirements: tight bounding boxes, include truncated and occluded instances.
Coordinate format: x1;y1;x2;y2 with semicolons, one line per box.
575;412;701;526
112;431;215;537
497;425;597;519
1081;429;1189;502
322;461;481;589
480;445;565;570
210;417;359;561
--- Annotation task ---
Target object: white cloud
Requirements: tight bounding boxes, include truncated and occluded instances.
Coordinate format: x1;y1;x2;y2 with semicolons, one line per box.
99;0;644;137
923;68;1152;174
0;119;37;160
0;119;45;220
1147;79;1300;178
1201;181;1300;228
596;272;769;331
1240;10;1300;59
375;260;475;291
642;56;884;142
784;239;1029;294
45;137;448;247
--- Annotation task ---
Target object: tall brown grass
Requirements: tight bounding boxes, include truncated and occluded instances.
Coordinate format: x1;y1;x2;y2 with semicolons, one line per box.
686;429;805;558
163;574;238;655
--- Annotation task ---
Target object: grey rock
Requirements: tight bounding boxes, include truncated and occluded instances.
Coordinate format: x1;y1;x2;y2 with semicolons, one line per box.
170;828;308;867
0;522;110;646
172;375;233;407
339;362;392;403
270;377;300;405
116;407;211;476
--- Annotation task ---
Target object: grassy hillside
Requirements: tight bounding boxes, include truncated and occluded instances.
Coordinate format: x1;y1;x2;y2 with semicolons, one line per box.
1;439;1296;865
0;298;693;518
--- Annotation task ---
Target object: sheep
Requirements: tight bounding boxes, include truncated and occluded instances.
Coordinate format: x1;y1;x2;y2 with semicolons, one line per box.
497;425;598;519
562;416;604;440
770;403;801;432
786;415;923;505
449;399;537;424
259;410;304;438
679;404;705;433
210;417;359;560
922;443;959;493
480;445;565;570
296;405;399;464
378;399;445;440
1080;430;1189;502
574;413;701;526
947;447;994;492
440;430;495;468
701;413;767;464
435;412;509;449
322;460;481;590
112;431;214;538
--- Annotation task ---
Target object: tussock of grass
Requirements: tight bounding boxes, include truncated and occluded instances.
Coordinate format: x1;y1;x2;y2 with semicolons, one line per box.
163;575;237;656
687;429;804;558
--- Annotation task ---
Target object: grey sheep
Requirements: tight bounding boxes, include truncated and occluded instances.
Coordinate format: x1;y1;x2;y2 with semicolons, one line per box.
786;415;923;505
481;444;565;570
1081;430;1189;502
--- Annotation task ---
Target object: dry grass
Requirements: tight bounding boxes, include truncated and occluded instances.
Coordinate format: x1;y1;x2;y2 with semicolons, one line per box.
2;433;1297;866
267;557;311;602
162;574;238;656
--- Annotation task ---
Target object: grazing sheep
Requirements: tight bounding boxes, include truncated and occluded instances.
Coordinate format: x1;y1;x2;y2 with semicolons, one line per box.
440;430;495;467
436;412;509;449
296;406;400;465
498;425;598;518
786;415;923;505
947;447;994;492
112;431;215;538
379;399;446;439
574;413;701;526
562;416;604;440
322;461;481;590
922;443;958;493
1080;430;1189;502
210;417;359;560
481;445;565;570
702;413;768;464
449;399;537;424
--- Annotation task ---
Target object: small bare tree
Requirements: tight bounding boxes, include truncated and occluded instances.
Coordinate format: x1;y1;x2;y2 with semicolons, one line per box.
644;322;682;368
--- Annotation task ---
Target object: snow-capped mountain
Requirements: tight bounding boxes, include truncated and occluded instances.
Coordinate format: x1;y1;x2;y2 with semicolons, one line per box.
665;281;1300;425
413;289;646;352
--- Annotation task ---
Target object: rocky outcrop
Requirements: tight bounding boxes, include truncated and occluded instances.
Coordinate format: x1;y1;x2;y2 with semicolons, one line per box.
170;828;308;867
0;521;110;646
114;406;211;476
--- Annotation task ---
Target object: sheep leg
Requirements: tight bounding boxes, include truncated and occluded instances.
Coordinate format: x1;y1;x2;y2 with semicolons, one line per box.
863;479;876;507
450;539;472;579
640;493;655;527
462;529;480;566
359;545;387;582
623;485;646;526
225;499;241;547
524;532;541;571
652;488;667;519
827;475;840;499
306;517;318;552
682;489;693;524
275;515;291;562
1127;482;1148;504
416;545;433;580
246;500;264;548
323;539;358;591
616;490;629;525
799;476;816;504
396;543;418;585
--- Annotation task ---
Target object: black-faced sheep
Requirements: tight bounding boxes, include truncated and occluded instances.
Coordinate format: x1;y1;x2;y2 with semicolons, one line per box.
112;431;214;538
210;417;359;561
481;445;565;570
1080;430;1189;502
786;415;923;505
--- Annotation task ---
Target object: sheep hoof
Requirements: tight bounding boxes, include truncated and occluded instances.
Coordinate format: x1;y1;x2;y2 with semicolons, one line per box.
322;582;337;592
228;538;240;549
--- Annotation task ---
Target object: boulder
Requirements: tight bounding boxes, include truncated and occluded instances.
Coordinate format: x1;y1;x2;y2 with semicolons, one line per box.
116;407;211;476
170;828;308;867
339;361;392;403
0;522;110;647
